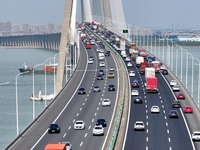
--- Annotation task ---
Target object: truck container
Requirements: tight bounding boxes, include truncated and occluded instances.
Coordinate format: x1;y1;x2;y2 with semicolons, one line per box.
140;62;148;74
136;56;144;67
146;77;158;93
99;53;104;60
145;68;155;81
44;144;66;150
85;41;91;49
120;40;126;51
151;61;161;73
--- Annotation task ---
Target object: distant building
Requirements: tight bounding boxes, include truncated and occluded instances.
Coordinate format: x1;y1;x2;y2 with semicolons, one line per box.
30;24;38;33
56;25;62;32
22;23;29;32
0;21;11;32
48;23;55;33
13;24;20;32
39;25;46;33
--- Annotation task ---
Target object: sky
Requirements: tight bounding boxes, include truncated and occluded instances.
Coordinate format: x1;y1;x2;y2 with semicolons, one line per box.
0;0;200;30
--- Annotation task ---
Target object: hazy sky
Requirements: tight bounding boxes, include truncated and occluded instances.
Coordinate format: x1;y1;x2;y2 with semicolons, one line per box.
0;0;200;29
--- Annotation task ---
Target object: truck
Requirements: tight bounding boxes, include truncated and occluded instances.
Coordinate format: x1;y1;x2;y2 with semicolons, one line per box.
99;53;104;60
140;62;148;74
145;67;155;81
81;33;86;41
139;49;147;59
85;41;91;49
121;50;126;57
146;77;158;93
120;40;126;51
136;56;144;67
44;144;66;150
148;57;155;67
151;61;161;73
115;37;120;45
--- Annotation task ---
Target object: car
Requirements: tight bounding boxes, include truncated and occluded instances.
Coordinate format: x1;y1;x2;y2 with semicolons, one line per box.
108;84;115;91
74;120;85;130
127;62;132;67
160;65;166;70
96;118;107;127
105;51;110;56
170;80;177;86
99;69;105;75
134;121;145;131
132;80;139;87
172;100;181;108
93;125;104;136
99;62;106;67
109;66;115;71
184;106;193;113
151;106;160;113
125;57;131;61
96;48;101;52
133;96;143;103
129;71;135;77
88;58;93;64
99;44;105;49
122;53;127;58
61;141;72;150
160;69;168;75
48;123;61;133
131;90;139;96
97;74;103;80
99;49;104;53
192;131;200;141
169;110;179;118
78;87;86;94
177;93;185;99
172;84;180;91
102;99;111;106
108;72;114;78
89;56;94;60
93;85;101;92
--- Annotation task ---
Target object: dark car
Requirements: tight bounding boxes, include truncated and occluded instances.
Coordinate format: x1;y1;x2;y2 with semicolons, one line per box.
93;85;101;92
78;87;86;94
169;110;179;118
132;80;139;87
99;44;105;49
89;55;94;60
172;100;181;108
160;69;168;75
108;84;115;91
133;96;143;103
99;69;105;75
105;51;110;56
48;123;61;133
96;118;107;127
97;74;103;80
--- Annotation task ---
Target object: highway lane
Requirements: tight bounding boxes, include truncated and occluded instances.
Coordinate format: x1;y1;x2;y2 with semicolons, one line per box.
9;35;120;150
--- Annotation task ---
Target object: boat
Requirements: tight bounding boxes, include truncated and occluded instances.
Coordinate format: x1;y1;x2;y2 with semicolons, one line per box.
19;63;34;73
30;89;55;101
177;36;200;42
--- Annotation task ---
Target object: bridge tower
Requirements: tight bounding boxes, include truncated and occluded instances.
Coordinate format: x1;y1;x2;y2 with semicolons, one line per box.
81;0;92;22
102;0;112;27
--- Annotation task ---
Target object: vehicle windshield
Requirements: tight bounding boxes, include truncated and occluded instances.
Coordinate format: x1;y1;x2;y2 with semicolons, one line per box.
76;122;83;124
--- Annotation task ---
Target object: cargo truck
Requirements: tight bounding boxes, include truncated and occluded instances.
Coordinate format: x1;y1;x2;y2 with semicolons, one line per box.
151;61;161;73
146;77;158;93
139;49;147;59
85;41;91;49
81;33;86;41
44;143;66;150
148;57;155;67
140;62;148;74
136;56;144;67
145;68;155;80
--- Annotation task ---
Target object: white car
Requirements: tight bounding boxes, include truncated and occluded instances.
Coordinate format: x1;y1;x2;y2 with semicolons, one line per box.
151;106;160;113
125;57;131;61
99;49;104;53
129;71;135;77
192;131;200;141
160;65;166;70
134;121;145;131
99;62;105;67
88;59;93;64
74;120;85;130
127;62;132;67
93;125;104;136
122;54;127;58
96;48;101;52
109;66;115;71
102;99;111;106
172;84;180;91
170;80;177;86
131;90;139;96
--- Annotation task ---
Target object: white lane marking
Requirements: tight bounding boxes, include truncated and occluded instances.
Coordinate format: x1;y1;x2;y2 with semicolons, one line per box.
167;129;169;134
97;107;99;110
146;122;148;126
146;129;148;133
166;122;168;126
80;142;83;146
161;100;163;103
146;146;148;150
83;103;85;105
99;102;101;105
102;94;104;96
145;105;147;108
76;113;79;116
165;116;167;119
146;115;148;119
92;119;94;122
162;105;164;108
163;110;165;113
88;125;91;129
80;108;82;111
146;110;148;113
84;133;87;137
73;119;75;122
94;113;97;116
63;133;66;137
85;98;87;101
146;137;148;142
87;94;89;97
68;126;71;130
168;138;171;142
90;87;92;89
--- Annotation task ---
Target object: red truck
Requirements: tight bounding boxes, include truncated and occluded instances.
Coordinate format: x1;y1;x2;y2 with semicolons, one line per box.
44;144;66;150
146;77;158;93
151;61;161;73
140;62;148;74
139;49;147;59
85;41;91;49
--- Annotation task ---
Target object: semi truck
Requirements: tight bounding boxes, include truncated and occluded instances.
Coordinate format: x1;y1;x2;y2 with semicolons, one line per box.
151;61;161;73
81;33;86;41
146;77;158;93
44;144;66;150
136;56;144;67
145;68;155;81
140;62;148;74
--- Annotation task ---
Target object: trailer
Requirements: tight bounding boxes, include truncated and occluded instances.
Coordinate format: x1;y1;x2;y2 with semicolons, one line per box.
44;144;66;150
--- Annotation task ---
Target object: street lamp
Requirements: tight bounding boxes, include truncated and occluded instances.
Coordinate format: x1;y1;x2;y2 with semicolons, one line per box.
188;53;194;97
15;71;28;135
182;49;189;89
32;63;45;120
194;58;200;108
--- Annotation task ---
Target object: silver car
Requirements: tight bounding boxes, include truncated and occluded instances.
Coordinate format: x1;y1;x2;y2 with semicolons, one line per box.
93;85;101;92
61;141;72;150
109;66;115;71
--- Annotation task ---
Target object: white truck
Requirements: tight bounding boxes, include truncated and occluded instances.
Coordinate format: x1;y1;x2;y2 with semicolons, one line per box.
99;53;104;60
136;56;144;67
145;68;155;80
120;40;126;51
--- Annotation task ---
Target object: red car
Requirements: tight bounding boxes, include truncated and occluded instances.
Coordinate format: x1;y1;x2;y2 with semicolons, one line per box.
184;106;193;113
177;93;185;99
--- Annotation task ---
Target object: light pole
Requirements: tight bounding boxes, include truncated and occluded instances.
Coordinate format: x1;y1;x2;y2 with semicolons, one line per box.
194;58;200;108
15;71;28;135
182;49;189;89
33;63;45;120
188;53;194;97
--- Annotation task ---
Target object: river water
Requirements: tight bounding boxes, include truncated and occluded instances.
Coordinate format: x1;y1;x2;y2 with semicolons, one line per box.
0;47;199;149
